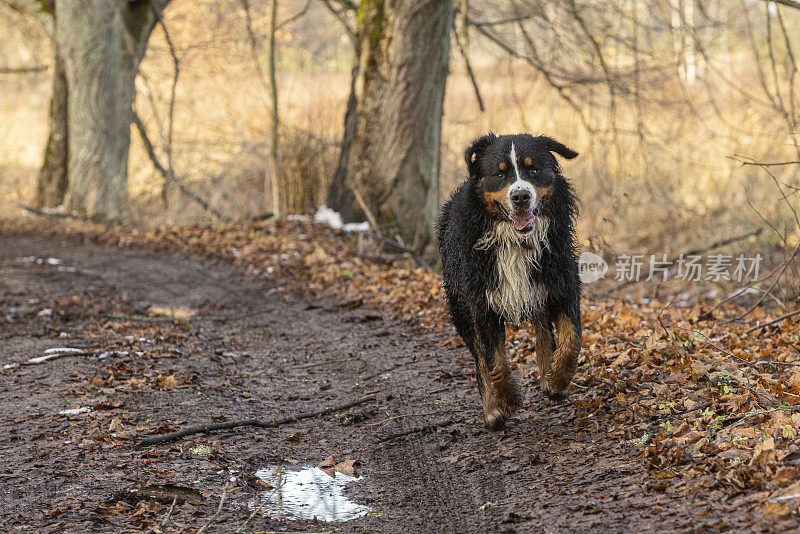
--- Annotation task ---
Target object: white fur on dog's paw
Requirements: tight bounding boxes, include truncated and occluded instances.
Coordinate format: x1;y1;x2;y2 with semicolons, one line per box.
483;408;506;431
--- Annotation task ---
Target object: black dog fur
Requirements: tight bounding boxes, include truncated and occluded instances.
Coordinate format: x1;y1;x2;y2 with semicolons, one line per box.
437;133;582;430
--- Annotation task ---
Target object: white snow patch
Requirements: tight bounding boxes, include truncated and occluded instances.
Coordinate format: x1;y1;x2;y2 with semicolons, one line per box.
44;347;84;356
343;222;370;233
59;407;91;416
313;206;369;233
314;205;343;228
27;347;85;364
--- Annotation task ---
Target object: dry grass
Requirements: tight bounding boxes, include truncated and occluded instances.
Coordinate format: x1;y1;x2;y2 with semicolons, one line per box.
1;0;799;258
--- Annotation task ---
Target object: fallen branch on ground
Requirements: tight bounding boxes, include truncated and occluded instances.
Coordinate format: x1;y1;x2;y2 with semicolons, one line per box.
365;411;438;427
22;206;121;224
375;418;461;443
743;308;800;334
363;232;435;272
139;395;376;446
153;497;177;533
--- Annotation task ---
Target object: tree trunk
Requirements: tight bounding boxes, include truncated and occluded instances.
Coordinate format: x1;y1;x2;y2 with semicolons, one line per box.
51;0;160;220
35;47;68;208
327;0;454;253
265;0;282;215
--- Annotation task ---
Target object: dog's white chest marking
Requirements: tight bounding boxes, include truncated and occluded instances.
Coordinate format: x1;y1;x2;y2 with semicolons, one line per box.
475;220;549;323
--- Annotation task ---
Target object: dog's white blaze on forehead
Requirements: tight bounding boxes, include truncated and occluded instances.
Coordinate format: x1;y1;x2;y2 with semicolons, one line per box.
508;142;535;201
509;142;522;182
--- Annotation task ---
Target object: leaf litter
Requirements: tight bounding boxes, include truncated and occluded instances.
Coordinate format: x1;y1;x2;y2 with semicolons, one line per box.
3;217;800;529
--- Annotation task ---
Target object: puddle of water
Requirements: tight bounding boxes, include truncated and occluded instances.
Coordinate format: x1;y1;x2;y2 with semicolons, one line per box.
252;466;375;522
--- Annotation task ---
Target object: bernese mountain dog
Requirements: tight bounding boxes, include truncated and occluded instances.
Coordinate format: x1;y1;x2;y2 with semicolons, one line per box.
437;133;581;431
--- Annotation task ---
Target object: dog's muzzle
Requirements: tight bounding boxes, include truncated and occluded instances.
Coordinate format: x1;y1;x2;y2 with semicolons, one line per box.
507;182;538;232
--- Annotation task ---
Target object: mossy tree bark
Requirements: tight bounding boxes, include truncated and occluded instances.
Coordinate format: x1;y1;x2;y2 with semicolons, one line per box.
35;0;166;219
35;47;68;208
327;0;454;253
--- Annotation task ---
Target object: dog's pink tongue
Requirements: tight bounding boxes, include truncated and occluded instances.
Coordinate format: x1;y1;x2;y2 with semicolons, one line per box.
510;211;534;231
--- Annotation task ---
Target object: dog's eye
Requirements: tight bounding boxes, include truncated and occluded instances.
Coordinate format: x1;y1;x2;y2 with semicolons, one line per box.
529;168;540;176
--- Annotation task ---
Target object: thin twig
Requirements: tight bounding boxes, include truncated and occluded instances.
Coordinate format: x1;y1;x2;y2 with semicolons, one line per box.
453;13;484;112
132;111;230;222
722;240;800;324
160;497;177;528
375;418;461;444
656;296;677;338
293;355;359;370
645;401;713;429
364;412;438;427
0;65;48;74
351;186;381;237
730;157;800;167
196;483;229;534
699;287;753;321
762;0;800;12
363;232;434;272
716;405;800;428
276;0;310;30
147;0;180;176
467;14;535;27
139;395;375;446
744;309;800;334
670;324;752;366
236;485;279;533
750;360;800;367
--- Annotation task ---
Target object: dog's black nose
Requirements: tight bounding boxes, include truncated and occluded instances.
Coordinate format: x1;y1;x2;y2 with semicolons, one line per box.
510;189;531;206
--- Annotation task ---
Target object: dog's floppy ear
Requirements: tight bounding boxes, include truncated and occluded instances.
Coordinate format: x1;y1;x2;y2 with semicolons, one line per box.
539;136;579;160
464;133;496;176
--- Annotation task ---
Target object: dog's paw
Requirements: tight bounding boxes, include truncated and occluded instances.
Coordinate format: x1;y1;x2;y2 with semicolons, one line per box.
545;388;570;402
504;391;525;415
483;408;507;431
497;381;524;416
540;380;569;402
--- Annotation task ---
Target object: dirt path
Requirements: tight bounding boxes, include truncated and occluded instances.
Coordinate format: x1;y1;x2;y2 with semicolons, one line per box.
0;233;765;532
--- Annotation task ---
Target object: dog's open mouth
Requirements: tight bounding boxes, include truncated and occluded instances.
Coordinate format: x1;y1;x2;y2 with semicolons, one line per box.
496;203;541;233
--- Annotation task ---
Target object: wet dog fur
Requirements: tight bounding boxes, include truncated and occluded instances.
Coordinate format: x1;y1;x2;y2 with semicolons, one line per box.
437;133;582;430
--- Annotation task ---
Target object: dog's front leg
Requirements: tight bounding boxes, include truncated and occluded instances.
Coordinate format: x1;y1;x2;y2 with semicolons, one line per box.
474;311;523;430
533;317;557;398
542;312;581;400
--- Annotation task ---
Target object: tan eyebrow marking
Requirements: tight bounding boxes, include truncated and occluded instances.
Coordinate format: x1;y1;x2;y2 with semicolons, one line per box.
498;162;507;171
524;156;533;166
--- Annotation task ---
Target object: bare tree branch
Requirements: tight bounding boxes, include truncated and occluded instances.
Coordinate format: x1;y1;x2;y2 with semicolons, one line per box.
277;0;309;30
318;0;356;39
0;64;48;74
453;1;484;113
132;111;230;222
764;0;800;10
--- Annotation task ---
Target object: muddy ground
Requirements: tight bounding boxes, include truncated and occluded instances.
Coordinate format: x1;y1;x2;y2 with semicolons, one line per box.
0;232;788;532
